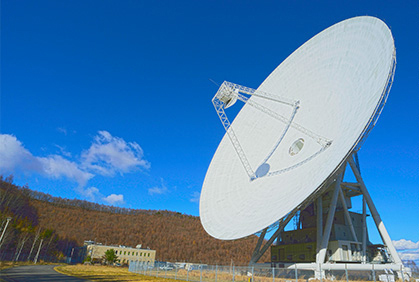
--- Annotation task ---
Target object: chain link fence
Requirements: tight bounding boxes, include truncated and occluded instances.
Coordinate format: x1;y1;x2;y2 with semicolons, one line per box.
129;262;418;282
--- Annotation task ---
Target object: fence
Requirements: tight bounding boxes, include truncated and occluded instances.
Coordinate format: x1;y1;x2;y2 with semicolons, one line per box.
128;262;418;282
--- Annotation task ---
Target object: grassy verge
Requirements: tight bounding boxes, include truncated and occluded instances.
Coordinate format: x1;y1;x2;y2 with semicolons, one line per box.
55;264;179;282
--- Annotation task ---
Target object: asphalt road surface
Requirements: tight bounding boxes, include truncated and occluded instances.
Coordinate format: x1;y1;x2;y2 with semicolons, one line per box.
0;265;88;282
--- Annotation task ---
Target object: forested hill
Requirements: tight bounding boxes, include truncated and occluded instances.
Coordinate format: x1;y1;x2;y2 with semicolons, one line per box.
0;177;269;265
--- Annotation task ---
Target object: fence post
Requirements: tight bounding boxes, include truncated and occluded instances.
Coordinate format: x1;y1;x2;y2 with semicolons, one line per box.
165;267;167;279
295;264;298;282
252;266;254;282
187;267;190;281
345;263;349;282
272;266;275;282
201;266;203;282
233;265;235;282
157;265;159;278
400;264;405;281
175;266;178;280
216;265;218;282
372;264;376;282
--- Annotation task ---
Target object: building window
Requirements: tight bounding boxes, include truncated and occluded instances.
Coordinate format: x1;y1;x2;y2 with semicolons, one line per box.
148;253;150;257
136;252;138;256
124;251;126;255
115;250;118;254
120;251;122;255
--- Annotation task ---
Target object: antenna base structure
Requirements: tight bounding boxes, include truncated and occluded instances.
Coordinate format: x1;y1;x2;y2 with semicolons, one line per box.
248;152;410;279
200;16;404;279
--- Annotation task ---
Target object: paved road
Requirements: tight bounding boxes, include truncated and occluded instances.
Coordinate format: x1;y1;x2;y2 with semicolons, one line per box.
0;265;89;282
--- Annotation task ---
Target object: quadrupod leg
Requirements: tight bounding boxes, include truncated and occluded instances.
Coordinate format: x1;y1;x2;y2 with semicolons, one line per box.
347;156;402;265
248;152;404;277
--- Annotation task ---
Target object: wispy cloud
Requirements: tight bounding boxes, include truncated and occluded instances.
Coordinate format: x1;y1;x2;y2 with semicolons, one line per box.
103;194;125;205
190;191;200;203
57;127;68;135
81;131;150;176
148;178;168;195
55;144;72;158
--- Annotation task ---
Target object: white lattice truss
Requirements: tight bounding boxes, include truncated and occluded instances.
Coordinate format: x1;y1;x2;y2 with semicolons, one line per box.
212;81;332;181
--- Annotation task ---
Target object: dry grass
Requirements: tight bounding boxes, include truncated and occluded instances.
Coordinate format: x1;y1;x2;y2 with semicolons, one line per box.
55;264;179;282
0;261;61;271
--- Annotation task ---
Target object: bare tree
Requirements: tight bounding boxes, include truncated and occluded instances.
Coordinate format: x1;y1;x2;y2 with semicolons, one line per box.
14;219;33;261
0;217;13;252
34;229;53;264
27;227;41;261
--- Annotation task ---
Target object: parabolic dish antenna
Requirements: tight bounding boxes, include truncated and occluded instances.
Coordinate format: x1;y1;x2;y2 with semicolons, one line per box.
200;16;395;240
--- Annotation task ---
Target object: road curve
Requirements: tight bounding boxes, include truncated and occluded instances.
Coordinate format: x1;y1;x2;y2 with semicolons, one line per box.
0;265;89;282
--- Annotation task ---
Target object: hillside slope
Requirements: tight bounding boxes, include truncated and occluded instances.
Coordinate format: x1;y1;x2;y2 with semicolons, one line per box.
29;195;269;265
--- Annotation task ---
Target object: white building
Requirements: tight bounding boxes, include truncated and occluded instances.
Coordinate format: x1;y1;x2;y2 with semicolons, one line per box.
84;241;156;265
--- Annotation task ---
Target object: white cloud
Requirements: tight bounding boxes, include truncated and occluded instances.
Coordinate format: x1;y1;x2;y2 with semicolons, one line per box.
78;186;102;201
103;194;125;205
148;179;168;195
0;134;43;173
0;132;150;204
0;134;92;186
39;155;93;186
190;191;200;203
393;239;419;262
81;131;150;176
393;239;419;250
398;250;419;261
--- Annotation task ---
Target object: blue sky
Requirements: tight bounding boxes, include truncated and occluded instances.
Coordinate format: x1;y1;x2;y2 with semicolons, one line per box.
1;0;418;259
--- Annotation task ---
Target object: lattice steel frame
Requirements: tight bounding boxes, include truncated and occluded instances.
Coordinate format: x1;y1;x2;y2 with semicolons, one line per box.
212;81;332;181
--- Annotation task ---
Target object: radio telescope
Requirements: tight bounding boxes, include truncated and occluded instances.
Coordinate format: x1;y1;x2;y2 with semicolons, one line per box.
200;16;409;277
